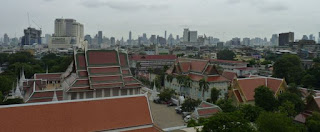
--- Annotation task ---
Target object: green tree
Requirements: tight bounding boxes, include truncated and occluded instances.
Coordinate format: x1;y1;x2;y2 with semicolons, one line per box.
181;98;201;112
217;49;236;60
2;98;24;105
306;112;320;132
301;74;316;88
0;76;14;94
158;89;175;102
287;83;302;97
256;112;302;132
254;86;277;111
210;87;220;103
216;99;237;112
239;104;264;122
0;53;9;66
199;78;210;100
278;92;304;115
278;101;296;117
273;54;304;84
202;111;255;132
176;75;184;95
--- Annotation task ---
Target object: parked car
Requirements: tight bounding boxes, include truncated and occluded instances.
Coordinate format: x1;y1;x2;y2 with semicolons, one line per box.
167;102;177;107
182;112;192;118
184;115;191;123
175;106;182;114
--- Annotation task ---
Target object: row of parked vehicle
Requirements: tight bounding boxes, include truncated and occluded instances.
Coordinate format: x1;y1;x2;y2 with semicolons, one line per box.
153;98;177;107
175;106;192;122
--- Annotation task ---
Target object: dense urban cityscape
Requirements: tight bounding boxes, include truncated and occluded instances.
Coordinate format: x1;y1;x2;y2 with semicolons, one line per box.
1;0;320;132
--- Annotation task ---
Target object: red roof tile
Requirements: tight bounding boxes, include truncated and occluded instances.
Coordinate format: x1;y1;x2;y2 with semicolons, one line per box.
78;71;88;77
210;59;247;64
125;126;160;132
198;108;220;116
0;96;153;132
119;53;129;67
90;76;122;83
207;76;229;82
179;62;191;73
190;60;207;73
237;77;283;101
222;71;237;81
130;55;177;61
87;50;118;66
76;53;87;70
89;67;121;75
189;74;204;81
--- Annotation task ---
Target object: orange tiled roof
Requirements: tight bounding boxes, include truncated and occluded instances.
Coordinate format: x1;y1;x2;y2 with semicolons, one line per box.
0;95;153;132
237;77;283;101
222;71;237;81
130;55;177;61
207;76;229;82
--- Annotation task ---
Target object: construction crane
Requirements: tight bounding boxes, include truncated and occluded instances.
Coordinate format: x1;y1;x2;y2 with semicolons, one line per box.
32;20;42;30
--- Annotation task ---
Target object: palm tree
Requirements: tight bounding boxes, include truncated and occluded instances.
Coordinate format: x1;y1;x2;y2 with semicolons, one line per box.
183;76;192;96
166;74;174;89
199;78;210;100
176;75;184;95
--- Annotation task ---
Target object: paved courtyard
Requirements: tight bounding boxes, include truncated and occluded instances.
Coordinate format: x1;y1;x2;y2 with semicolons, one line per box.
149;101;185;129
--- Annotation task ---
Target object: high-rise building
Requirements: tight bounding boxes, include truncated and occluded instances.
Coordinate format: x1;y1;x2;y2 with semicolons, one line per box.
302;35;308;40
98;31;102;45
243;38;250;45
21;27;42;45
188;31;197;43
270;34;278;45
50;18;84;49
231;37;241;45
3;33;9;44
84;35;92;45
279;32;294;46
150;35;156;44
165;30;167;40
128;31;132;45
183;28;189;42
309;34;315;41
217;42;224;50
110;37;115;45
168;34;174;46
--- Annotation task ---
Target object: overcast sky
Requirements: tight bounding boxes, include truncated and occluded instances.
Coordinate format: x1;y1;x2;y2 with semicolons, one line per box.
1;0;320;41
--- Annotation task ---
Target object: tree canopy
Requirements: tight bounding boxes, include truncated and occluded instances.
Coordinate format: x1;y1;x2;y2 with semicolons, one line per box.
181;98;201;112
273;54;304;84
306;112;320;132
256;112;303;132
217;49;236;60
254;86;278;111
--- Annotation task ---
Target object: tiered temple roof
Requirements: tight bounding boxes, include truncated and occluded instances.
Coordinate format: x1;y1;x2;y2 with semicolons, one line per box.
167;58;229;83
67;50;142;92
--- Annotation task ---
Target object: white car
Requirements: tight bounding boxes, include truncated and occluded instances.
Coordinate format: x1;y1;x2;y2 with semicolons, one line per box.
184;115;191;123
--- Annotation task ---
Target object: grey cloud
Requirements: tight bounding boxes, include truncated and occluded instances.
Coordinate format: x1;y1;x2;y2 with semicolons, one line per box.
259;4;288;12
81;0;168;11
224;0;288;12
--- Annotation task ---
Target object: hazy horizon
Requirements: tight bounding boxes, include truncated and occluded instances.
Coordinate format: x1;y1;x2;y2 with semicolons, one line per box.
1;0;320;41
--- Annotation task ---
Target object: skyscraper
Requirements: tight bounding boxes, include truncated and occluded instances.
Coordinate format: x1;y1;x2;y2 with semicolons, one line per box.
188;31;197;43
98;31;102;45
128;31;132;45
84;35;92;45
150;35;156;44
50;18;84;49
279;32;294;46
243;38;250;45
110;37;115;45
270;34;278;45
21;27;42;45
165;30;167;40
183;28;189;42
3;33;9;44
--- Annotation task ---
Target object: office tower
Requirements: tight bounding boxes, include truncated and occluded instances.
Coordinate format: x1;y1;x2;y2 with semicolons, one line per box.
150;35;156;44
217;42;224;49
231;37;241;45
84;35;92;45
97;31;103;45
157;36;166;45
168;34;174;46
309;34;315;41
188;31;197;43
318;32;320;43
270;34;278;45
183;28;189;42
110;37;115;45
243;38;250;45
128;31;132;45
3;33;9;44
165;30;167;40
21;27;42;45
50;18;84;49
302;35;308;40
279;32;294;46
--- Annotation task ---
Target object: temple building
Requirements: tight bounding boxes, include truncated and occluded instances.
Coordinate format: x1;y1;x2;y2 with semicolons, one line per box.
61;49;142;100
165;58;230;100
15;49;142;103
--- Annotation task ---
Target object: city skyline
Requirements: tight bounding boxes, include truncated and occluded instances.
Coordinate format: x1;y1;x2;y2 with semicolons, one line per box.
1;0;320;41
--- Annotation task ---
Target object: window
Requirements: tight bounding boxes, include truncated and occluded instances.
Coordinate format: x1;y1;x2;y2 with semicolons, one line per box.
104;89;111;97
